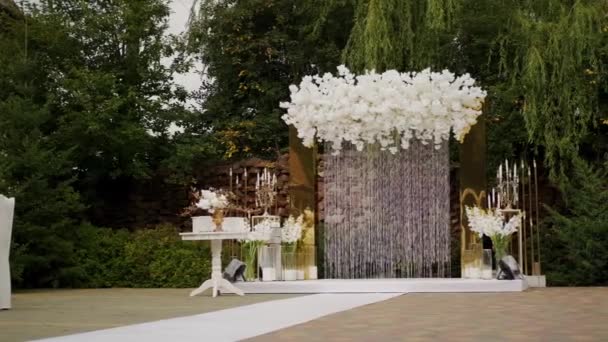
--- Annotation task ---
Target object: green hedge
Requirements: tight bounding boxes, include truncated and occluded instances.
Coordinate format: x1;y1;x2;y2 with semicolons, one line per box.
12;225;211;288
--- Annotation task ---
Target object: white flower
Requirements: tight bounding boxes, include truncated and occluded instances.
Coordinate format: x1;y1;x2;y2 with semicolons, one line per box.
195;189;229;213
281;215;303;244
465;206;521;238
281;66;486;154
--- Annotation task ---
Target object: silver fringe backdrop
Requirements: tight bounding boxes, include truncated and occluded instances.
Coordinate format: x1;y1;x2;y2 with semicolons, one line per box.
323;140;451;278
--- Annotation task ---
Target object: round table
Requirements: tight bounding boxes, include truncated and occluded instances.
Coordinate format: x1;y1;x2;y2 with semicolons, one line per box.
180;231;248;298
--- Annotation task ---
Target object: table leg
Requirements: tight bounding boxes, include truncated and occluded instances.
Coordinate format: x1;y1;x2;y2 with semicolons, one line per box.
190;239;244;297
190;279;214;297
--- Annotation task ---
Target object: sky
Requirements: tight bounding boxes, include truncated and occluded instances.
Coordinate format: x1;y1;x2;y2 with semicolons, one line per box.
166;0;202;95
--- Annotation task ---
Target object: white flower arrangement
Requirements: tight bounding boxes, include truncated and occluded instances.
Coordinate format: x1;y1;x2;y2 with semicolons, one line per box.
466;206;522;259
281;215;303;244
281;65;487;154
465;206;521;238
247;219;274;242
195;189;229;214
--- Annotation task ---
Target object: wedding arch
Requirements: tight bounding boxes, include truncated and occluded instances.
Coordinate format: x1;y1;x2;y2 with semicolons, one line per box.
283;66;486;278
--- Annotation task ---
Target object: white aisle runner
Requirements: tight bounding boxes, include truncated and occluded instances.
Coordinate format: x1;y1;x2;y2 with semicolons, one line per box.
34;293;400;342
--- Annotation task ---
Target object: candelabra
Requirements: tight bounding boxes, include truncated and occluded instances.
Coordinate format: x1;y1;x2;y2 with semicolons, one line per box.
255;167;278;216
489;159;519;209
488;158;542;277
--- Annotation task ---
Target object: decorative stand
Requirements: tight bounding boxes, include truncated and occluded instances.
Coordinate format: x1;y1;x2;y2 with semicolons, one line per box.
0;195;15;310
180;231;247;298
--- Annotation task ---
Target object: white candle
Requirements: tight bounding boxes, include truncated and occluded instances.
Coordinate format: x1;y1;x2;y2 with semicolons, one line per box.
262;267;276;282
505;159;509;178
497;193;501;208
470;267;481;279
487;194;491;209
236;176;240;185
308;266;318;280
283;269;297;281
499;165;503;182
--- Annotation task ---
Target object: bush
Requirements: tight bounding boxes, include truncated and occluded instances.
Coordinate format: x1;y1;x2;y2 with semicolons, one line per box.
12;224;211;288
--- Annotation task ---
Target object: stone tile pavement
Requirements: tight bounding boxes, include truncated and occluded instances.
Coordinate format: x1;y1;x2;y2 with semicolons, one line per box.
248;288;608;341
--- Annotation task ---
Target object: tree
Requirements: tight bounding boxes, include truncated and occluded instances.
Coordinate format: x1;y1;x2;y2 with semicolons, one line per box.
187;0;352;158
0;9;85;287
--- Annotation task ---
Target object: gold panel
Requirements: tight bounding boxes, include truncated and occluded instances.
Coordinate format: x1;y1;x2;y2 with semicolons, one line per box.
459;114;487;274
288;125;316;244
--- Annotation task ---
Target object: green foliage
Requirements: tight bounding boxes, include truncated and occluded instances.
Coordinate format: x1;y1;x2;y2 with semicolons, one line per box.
72;225;211;288
187;0;351;158
494;0;608;185
342;0;458;72
543;159;608;286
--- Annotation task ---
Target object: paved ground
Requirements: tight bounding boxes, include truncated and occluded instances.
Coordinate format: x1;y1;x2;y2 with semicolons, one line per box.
2;288;607;341
0;289;296;341
249;287;608;341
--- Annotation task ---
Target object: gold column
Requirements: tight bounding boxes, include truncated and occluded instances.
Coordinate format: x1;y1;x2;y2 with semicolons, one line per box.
459;114;487;276
289;126;316;240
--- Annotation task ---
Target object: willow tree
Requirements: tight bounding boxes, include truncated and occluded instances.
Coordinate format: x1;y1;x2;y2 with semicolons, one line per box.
494;0;608;185
320;0;458;72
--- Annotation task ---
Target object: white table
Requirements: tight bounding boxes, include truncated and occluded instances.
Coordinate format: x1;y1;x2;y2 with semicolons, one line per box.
180;231;248;298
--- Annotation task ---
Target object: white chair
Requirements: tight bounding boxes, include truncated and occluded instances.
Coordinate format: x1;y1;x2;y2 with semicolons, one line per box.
0;195;15;310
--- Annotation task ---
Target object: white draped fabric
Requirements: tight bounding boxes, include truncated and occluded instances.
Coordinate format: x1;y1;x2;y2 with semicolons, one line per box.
0;195;15;309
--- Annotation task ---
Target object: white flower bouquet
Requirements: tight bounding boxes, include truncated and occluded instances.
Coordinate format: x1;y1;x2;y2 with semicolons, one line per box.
281;65;487;155
466;206;522;260
240;219;273;281
281;215;304;252
195;189;229;214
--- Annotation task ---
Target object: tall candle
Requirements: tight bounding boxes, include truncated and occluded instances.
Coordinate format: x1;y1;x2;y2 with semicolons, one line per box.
497;193;501;208
487;194;491;209
499;165;503;183
229;167;233;193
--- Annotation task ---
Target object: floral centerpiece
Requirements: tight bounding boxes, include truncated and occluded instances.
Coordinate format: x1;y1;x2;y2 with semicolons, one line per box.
281;215;304;281
240;219;273;281
281;215;304;252
466;206;522;261
281;65;487;155
195;189;229;232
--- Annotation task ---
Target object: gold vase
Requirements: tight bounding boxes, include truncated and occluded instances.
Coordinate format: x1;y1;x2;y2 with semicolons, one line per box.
212;209;224;232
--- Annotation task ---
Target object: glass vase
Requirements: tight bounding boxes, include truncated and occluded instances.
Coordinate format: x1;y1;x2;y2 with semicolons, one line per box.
492;236;509;263
242;243;259;281
301;245;317;280
282;251;297;281
258;245;278;282
481;249;493;280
